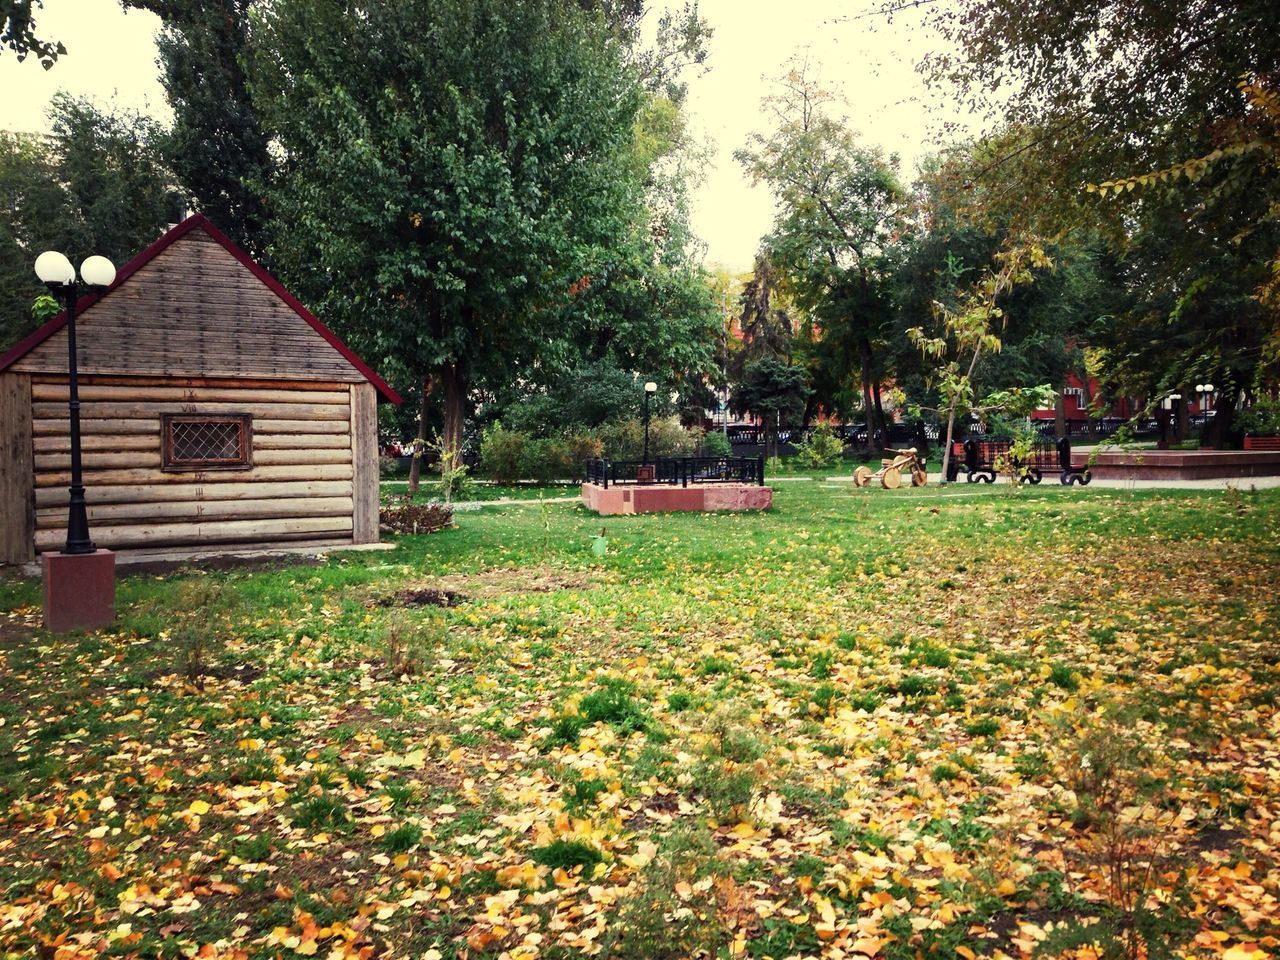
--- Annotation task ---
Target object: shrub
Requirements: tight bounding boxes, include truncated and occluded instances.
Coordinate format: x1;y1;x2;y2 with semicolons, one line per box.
480;424;603;482
563;432;604;474
793;420;845;468
701;430;733;457
380;614;443;676
597;416;700;461
1237;396;1280;435
379;499;453;535
159;578;241;688
378;454;406;479
479;423;527;483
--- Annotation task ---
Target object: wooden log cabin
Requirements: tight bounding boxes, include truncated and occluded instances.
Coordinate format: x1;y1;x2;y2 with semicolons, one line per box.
0;214;400;565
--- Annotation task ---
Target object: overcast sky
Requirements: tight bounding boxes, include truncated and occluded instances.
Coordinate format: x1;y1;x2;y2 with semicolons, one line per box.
0;0;977;272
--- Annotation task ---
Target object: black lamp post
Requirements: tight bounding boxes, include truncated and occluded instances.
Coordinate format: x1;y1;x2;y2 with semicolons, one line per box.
35;251;116;554
642;380;657;463
1195;382;1215;421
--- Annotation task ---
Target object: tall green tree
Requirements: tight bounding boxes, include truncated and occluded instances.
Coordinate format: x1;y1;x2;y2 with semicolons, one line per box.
918;1;1280;432
730;356;809;459
1;94;177;348
737;65;907;447
122;0;273;256
249;0;643;478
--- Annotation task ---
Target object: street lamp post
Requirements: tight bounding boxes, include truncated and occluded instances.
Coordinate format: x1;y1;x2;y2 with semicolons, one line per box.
1158;392;1182;450
1195;383;1215;421
36;252;116;553
642;381;657;464
35;250;118;633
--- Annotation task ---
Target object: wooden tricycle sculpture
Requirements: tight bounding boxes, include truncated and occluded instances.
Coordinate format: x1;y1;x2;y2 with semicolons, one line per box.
853;448;928;489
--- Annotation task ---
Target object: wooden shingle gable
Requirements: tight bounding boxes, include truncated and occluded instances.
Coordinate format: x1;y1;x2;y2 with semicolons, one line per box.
0;215;400;404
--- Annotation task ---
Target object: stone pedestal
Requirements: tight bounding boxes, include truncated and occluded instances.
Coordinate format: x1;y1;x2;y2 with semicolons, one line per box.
43;549;116;633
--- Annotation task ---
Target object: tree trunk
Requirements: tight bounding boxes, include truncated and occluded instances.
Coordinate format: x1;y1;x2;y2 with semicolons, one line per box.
858;336;883;451
1202;388;1235;449
440;361;467;469
873;381;887;446
407;377;430;496
1080;375;1096;438
1054;390;1067;440
940;403;959;484
1176;392;1190;442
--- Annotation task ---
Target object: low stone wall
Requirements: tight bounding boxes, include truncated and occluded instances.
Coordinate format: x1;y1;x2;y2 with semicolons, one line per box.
1086;449;1280;480
581;482;773;515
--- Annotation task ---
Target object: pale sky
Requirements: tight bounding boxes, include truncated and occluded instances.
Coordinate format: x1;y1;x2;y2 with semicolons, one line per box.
0;0;975;272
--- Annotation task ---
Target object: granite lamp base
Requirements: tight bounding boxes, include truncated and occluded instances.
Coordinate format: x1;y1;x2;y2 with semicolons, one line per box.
42;549;116;633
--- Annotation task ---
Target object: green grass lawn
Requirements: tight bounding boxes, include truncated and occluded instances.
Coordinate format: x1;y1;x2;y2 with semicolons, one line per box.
1;482;1277;959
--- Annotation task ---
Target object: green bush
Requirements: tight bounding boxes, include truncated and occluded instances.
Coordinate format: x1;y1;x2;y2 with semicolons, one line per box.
701;430;733;457
479;423;526;483
479;425;603;483
1237;397;1280;435
793;421;845;468
596;416;700;461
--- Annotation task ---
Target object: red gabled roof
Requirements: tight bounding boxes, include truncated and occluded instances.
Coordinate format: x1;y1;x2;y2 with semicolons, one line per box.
0;213;401;404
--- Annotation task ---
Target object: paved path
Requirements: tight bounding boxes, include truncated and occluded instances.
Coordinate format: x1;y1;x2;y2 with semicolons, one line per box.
450;496;581;512
822;473;1280;491
422;475;1280;513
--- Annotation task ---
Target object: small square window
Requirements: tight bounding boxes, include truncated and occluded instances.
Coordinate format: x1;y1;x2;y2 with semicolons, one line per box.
161;414;252;471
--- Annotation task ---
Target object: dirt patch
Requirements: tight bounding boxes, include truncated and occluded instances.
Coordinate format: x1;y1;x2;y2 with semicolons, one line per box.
370;567;596;609
0;612;39;652
385;587;466;608
123;554;324;578
1190;825;1244;852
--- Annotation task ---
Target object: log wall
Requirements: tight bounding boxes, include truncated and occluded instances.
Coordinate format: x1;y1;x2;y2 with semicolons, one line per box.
0;373;34;564
26;375;359;555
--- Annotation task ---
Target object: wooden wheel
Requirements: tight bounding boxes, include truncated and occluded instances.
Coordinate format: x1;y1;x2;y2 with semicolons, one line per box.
911;466;928;487
853;465;873;487
881;466;902;489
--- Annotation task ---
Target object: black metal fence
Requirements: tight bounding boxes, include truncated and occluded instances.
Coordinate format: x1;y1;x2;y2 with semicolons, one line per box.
585;456;765;488
722;422;941;446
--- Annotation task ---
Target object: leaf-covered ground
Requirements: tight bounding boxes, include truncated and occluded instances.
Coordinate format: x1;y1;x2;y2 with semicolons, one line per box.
1;483;1278;960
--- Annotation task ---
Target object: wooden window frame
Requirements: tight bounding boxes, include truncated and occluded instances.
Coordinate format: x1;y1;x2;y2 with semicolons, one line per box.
161;413;253;472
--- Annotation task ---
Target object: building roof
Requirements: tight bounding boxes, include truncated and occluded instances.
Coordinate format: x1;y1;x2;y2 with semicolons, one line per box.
0;214;401;404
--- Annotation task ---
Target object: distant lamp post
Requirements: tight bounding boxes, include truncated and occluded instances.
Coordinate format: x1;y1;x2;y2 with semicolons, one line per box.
1196;383;1215;418
642;381;658;464
35;250;118;632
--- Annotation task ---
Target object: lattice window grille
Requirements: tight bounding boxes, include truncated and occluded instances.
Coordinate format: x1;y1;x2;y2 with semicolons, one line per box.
162;415;251;470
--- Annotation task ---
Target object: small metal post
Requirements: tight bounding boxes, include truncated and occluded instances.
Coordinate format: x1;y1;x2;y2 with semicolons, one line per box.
62;287;94;555
642;390;651;464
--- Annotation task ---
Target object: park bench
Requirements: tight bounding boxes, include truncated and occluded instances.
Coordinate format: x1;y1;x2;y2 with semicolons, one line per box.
945;437;1090;485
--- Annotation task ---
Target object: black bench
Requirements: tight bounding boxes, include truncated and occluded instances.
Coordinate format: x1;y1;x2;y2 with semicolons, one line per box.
945;437;1090;485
